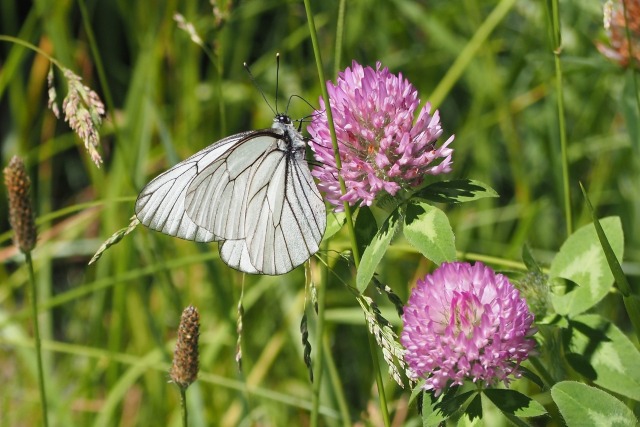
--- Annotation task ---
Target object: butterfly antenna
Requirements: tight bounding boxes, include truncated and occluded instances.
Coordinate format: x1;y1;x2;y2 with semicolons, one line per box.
275;53;280;113
287;94;318;113
243;61;276;116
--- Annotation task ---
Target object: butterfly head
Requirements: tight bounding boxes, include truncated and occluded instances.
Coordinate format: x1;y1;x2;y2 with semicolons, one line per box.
274;114;292;126
272;113;296;134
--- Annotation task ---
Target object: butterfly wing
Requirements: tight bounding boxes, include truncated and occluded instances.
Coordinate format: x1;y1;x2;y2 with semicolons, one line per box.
134;131;256;242
184;132;278;241
219;239;259;274
237;149;326;275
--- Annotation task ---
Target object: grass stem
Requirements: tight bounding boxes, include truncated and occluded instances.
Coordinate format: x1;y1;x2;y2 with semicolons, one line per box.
548;0;572;236
302;1;389;425
0;35;60;68
310;257;327;427
333;0;346;76
323;334;352;426
26;252;49;427
180;388;188;427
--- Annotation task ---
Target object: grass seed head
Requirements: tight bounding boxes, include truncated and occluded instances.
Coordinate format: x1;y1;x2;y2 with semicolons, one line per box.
4;156;37;253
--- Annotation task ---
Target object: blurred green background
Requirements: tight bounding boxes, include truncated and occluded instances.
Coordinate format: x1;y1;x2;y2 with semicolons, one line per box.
1;0;638;425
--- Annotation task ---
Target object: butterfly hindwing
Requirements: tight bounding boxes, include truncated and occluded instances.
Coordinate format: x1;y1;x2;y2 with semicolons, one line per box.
219;239;259;274
239;147;326;275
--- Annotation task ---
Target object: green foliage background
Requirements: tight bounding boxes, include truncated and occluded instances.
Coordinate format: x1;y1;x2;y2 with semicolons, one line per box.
1;0;638;425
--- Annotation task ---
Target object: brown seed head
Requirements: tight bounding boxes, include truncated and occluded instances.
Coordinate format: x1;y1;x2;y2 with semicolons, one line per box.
170;305;200;389
4;156;37;253
598;0;640;68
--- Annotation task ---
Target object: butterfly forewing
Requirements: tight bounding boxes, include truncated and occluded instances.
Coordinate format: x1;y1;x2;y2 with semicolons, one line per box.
134;137;246;242
184;133;278;240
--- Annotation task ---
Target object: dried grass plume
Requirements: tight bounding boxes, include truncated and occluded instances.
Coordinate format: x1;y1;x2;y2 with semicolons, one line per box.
47;67;106;167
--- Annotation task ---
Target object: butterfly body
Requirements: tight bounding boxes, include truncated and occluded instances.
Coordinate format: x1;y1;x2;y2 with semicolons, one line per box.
135;114;326;275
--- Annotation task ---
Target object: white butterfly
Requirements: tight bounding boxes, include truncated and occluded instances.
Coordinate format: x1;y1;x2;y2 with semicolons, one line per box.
135;114;326;275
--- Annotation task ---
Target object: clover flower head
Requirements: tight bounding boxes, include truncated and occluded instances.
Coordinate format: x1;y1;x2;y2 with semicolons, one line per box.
401;262;536;396
308;61;454;210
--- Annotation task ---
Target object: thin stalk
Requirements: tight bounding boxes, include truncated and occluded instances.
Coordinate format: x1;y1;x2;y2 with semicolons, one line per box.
173;20;227;137
367;330;390;424
77;0;116;136
77;0;146;192
0;35;61;67
323;335;352;426
580;182;640;342
179;388;188;427
528;357;555;389
548;0;572;236
215;48;226;137
26;252;49;427
302;2;389;425
302;0;360;266
428;0;516;109
310;254;327;427
333;0;346;76
312;1;347;424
